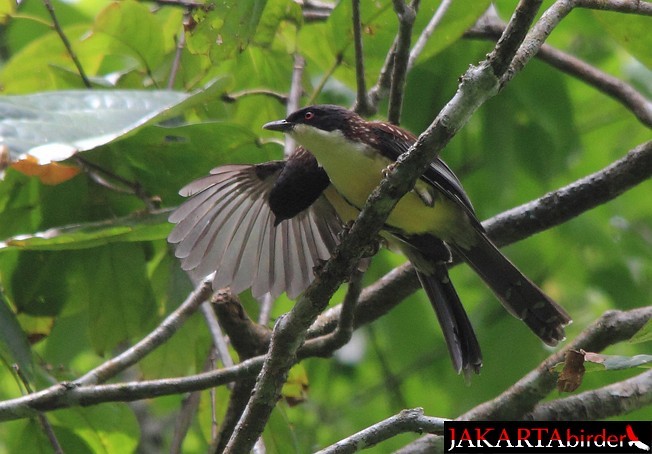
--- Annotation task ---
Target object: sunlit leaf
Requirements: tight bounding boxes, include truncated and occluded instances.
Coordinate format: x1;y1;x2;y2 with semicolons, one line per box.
92;0;167;71
0;77;229;163
0;209;172;252
282;363;309;406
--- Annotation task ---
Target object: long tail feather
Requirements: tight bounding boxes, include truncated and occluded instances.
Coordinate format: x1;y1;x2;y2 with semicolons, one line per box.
453;232;571;346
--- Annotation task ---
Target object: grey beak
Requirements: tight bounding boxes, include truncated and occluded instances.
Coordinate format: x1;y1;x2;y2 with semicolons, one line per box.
263;119;293;132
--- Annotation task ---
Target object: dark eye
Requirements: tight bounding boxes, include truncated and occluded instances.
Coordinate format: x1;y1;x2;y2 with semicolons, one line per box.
304;111;314;121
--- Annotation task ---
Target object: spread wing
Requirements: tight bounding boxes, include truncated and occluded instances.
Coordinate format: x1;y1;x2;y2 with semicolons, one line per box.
168;163;343;299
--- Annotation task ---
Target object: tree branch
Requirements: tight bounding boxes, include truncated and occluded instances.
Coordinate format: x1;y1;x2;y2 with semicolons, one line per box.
352;0;372;116
407;0;453;71
462;306;652;420
465;14;652;128
316;408;445;454
525;369;652;420
387;0;418;124
43;0;92;88
398;306;652;451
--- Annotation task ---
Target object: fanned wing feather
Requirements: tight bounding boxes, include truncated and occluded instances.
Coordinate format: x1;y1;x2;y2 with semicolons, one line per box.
168;164;343;299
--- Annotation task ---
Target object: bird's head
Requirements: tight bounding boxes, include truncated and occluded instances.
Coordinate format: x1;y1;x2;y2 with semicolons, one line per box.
263;104;356;135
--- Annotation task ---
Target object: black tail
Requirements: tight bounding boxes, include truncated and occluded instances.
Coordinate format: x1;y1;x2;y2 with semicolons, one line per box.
417;266;483;377
453;232;571;346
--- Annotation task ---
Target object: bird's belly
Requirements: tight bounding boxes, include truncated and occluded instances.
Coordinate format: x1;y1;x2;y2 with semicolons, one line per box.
317;148;465;241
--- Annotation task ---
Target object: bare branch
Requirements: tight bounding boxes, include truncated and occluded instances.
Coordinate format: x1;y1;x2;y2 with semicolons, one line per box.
43;0;92;88
504;0;575;84
74;278;213;386
465;14;652;127
301;267;364;358
167;19;187;89
398;307;652;451
487;0;544;78
316;408;446;454
352;0;372;115
407;0;453;71
387;0;418;124
200;302;234;368
575;0;652;15
526;369;652;420
13;365;63;454
462;306;652;420
221;89;288;104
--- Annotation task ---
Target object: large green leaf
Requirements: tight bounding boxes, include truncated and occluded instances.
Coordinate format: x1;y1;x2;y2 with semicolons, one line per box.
91;0;168;72
86;243;157;354
0;209;172;252
0;77;229;163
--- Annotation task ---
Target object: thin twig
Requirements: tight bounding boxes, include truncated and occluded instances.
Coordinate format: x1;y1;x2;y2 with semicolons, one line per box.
504;0;574;84
316;408;446;454
465;13;652;127
387;0;419;124
525;369;652;420
301;267;364;357
43;0;91;88
352;0;372;115
167;19;187;89
201;301;234;368
407;0;453;71
575;0;652;15
307;52;343;104
75;156;158;211
13;365;63;454
221;89;288;104
284;53;306;158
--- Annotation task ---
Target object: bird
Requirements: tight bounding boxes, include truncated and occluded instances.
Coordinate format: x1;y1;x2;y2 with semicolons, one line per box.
168;146;347;300
262;104;572;375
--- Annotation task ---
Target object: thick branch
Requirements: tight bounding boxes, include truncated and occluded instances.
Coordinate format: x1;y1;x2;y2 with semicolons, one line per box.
465;16;652;128
316;408;445;454
462;306;652;420
398;307;652;452
525;369;652;420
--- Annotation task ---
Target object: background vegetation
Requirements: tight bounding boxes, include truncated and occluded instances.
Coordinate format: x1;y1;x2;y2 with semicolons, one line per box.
0;0;650;452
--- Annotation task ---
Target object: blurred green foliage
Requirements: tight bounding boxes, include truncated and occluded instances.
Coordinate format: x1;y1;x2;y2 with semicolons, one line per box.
0;0;650;452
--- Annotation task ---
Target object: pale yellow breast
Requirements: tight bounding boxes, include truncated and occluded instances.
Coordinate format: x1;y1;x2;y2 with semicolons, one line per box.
291;125;475;245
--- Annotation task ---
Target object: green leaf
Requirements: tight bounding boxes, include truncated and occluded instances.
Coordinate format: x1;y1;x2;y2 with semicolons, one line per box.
0;290;34;380
50;404;139;453
86;243;157;354
92;0;167;71
0;77;229;162
0;209;172;252
187;0;268;61
593;10;652;68
253;0;302;48
630;318;652;344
